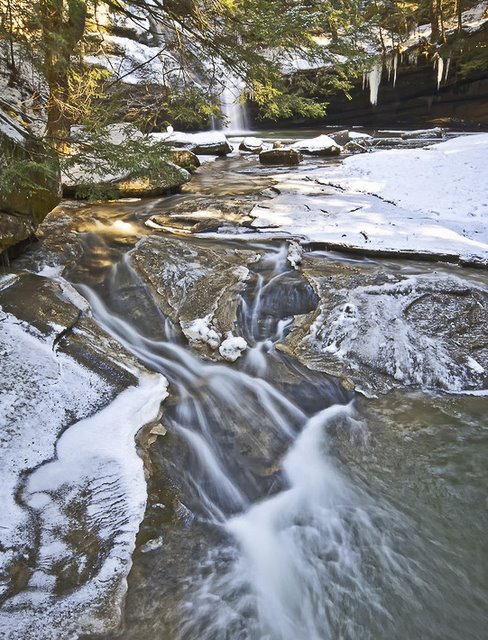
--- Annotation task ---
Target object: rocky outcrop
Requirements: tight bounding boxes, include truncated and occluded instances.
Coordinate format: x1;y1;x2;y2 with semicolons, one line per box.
129;236;261;358
63;161;191;198
259;148;302;165
0;110;61;254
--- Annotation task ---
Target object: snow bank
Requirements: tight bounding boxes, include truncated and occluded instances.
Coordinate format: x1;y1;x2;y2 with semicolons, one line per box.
245;134;488;265
330;134;488;222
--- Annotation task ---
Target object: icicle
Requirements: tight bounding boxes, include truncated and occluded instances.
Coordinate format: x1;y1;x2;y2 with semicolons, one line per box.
368;61;382;106
445;58;451;81
386;54;392;82
393;52;399;88
362;72;367;90
436;57;444;90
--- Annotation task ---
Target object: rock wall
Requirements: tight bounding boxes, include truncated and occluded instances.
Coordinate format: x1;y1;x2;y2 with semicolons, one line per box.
0;110;61;255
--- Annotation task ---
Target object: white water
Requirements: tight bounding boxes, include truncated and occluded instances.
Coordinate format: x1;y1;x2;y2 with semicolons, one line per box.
70;249;431;640
220;75;249;132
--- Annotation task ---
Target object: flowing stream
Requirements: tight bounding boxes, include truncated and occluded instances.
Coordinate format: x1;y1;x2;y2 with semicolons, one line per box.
5;137;488;639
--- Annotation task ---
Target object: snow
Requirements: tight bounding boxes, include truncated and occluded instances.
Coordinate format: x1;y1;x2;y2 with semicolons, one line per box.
287;241;304;268
242;134;488;265
291;134;341;153
85;35;177;85
0;309;168;638
219;336;248;362
183;315;221;350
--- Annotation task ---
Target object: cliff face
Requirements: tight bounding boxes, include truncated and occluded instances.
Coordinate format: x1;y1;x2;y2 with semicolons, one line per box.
324;62;488;129
253;6;488;130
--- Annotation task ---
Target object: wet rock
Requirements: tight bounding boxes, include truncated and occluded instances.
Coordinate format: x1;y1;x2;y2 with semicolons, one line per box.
169;149;200;172
0;109;61;253
291;134;342;156
278;257;488;395
259;148;302;166
239;137;263;153
129;236;261;357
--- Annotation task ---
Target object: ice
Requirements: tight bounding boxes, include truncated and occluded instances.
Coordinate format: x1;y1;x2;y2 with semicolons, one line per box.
183;315;222;350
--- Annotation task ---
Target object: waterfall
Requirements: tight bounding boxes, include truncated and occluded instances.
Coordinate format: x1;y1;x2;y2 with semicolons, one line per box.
220;75;249;132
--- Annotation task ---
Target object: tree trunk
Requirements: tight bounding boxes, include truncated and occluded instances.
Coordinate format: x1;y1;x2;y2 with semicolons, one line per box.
430;0;440;43
40;0;87;151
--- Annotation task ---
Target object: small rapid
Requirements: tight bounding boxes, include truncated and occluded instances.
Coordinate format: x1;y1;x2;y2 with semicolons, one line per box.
66;238;439;640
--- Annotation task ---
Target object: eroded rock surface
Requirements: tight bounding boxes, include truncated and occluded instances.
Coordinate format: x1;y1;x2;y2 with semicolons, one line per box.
279;256;488;394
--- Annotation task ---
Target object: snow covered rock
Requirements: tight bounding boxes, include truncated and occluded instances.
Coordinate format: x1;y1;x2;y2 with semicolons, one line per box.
259;148;303;166
191;131;233;155
280;257;488;395
0;270;168;637
151;131;232;155
219;335;248;361
239;137;264;153
291;134;342;156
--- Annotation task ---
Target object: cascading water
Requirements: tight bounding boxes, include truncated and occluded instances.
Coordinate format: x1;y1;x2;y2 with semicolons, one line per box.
49;231;479;640
220;75;249;132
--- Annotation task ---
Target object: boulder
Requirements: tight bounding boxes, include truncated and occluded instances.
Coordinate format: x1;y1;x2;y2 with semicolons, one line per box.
259;148;302;166
0;109;61;253
63;161;191;198
190;131;233;156
169;149;201;172
291;134;341;156
239;137;263;153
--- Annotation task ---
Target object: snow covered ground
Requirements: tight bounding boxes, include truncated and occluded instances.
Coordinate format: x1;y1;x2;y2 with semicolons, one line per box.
0;278;168;638
246;134;488;265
